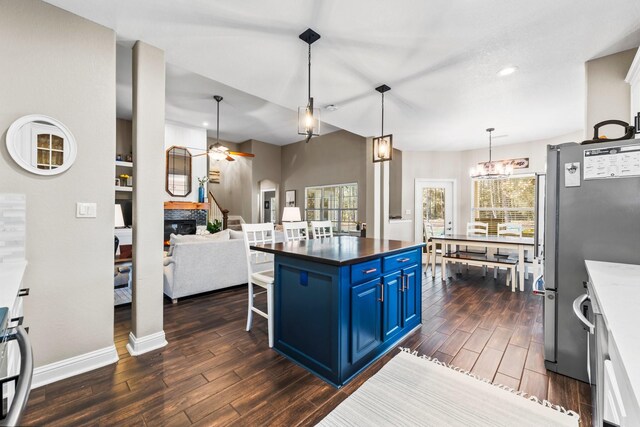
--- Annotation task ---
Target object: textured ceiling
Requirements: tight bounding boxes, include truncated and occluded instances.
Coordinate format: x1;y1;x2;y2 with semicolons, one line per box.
116;44;339;145
47;0;640;149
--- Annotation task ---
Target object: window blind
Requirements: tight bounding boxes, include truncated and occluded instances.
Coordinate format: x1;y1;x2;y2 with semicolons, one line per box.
472;175;536;236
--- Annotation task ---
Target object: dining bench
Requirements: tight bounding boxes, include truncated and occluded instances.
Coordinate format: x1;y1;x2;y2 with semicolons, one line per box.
442;252;517;292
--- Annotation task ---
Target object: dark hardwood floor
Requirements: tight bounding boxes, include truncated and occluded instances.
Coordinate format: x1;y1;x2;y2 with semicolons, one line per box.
23;266;592;426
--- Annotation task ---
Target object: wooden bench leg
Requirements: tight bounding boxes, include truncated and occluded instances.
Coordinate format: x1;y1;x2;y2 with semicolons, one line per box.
441;257;447;281
511;267;516;292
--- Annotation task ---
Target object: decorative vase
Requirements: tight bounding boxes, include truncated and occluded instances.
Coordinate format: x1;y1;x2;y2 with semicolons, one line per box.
198;186;205;203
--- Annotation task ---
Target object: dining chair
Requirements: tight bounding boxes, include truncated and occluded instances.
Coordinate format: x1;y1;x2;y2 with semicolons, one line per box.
460;221;489;274
495;222;524;278
283;221;308;242
241;223;276;347
310;220;333;239
422;221;443;275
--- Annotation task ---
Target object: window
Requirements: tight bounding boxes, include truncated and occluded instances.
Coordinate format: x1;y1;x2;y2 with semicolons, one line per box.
35;132;65;170
472;175;536;236
305;183;358;234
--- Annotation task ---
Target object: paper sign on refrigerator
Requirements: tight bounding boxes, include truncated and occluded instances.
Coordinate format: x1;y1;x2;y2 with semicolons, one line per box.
583;144;640;180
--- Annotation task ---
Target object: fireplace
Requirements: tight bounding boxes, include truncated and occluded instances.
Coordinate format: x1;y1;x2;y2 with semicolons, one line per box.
164;219;197;245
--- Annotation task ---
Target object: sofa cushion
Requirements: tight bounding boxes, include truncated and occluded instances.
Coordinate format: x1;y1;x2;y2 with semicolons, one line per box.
204;229;230;241
168;233;205;256
229;229;244;240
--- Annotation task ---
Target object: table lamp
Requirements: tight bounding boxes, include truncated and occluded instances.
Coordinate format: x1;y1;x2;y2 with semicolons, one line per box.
282;207;301;222
115;204;126;228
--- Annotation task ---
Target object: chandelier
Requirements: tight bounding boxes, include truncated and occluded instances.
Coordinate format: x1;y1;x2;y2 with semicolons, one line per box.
469;128;513;179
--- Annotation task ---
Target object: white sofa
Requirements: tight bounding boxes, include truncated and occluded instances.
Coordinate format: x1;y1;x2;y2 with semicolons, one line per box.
162;229;280;302
163;230;246;301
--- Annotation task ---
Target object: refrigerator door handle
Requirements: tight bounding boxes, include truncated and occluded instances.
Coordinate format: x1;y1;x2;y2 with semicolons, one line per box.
573;293;594;334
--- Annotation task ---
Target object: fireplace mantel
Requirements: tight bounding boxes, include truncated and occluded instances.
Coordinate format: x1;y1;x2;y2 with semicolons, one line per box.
163;201;209;210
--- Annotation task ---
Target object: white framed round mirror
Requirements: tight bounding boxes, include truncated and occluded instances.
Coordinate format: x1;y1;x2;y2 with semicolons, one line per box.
5;114;77;176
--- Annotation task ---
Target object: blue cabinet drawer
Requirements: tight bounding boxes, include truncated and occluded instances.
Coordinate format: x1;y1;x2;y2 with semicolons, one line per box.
382;250;420;273
351;259;381;284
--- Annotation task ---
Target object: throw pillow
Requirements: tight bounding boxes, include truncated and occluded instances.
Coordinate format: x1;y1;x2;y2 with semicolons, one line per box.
229;229;244;240
204;229;230;241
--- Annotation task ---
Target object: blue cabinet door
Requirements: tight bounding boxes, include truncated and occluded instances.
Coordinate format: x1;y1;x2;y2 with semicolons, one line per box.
383;271;402;341
402;265;419;327
350;278;382;364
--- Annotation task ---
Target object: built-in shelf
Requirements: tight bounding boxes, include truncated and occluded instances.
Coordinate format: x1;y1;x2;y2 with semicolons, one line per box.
115;160;133;168
115;186;133;192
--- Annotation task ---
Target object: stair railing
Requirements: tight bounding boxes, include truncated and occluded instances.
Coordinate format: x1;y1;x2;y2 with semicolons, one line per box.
208;191;229;230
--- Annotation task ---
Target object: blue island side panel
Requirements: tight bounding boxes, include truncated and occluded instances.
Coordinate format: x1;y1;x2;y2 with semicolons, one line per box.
273;255;348;385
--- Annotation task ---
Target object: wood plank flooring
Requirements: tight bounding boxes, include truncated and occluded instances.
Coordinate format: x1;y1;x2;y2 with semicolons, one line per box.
23;266;592;426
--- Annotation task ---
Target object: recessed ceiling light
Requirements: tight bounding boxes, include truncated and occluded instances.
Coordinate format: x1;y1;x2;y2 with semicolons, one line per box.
325;104;338;111
497;66;518;77
203;122;209;127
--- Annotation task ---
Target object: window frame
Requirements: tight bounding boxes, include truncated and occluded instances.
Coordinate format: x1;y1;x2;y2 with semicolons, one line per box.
304;182;358;235
470;173;536;236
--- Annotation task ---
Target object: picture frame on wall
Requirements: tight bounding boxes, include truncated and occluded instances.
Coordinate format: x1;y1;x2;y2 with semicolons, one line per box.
285;190;296;207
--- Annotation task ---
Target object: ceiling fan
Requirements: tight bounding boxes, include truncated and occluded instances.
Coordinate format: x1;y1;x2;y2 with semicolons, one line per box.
194;95;255;162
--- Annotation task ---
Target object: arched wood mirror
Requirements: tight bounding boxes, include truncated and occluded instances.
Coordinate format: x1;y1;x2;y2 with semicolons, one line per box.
166;146;192;197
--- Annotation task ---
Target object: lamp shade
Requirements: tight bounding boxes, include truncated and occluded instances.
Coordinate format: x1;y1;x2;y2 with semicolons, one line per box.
373;135;393;162
282;207;301;222
114;204;125;228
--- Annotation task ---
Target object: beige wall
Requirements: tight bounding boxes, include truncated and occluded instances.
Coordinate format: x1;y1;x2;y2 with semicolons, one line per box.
585;49;637;139
206;137;252;219
389;148;403;217
0;0;116;366
281;130;367;223
249;139;282;223
393;131;583;242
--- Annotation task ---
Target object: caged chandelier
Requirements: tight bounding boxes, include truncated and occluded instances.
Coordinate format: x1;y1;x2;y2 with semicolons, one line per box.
469;128;513;179
298;28;321;143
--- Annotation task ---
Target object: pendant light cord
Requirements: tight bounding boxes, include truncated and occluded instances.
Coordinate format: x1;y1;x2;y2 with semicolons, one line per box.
381;91;385;136
488;129;492;163
307;44;311;105
216;99;220;144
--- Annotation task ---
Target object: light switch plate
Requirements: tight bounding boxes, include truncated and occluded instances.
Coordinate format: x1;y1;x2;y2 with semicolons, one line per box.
405;209;411;215
76;202;97;218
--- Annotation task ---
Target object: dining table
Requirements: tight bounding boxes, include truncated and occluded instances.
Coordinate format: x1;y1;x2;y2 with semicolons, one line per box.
430;234;535;291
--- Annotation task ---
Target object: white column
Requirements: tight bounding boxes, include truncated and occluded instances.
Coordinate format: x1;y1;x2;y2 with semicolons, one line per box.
128;41;167;356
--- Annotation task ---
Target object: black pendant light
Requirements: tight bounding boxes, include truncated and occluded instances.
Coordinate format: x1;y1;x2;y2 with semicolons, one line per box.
208;95;228;161
298;28;321;143
372;84;393;162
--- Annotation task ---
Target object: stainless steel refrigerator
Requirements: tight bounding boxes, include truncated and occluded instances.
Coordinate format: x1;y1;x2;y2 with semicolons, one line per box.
544;138;640;383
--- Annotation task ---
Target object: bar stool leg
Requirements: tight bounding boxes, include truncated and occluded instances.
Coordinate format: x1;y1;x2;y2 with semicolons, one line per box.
246;282;254;332
267;283;274;348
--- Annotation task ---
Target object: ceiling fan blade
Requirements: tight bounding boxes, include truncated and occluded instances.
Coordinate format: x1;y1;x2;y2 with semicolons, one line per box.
225;155;236;161
228;151;255;158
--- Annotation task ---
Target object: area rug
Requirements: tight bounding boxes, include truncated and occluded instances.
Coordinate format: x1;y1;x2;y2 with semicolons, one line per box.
318;348;579;427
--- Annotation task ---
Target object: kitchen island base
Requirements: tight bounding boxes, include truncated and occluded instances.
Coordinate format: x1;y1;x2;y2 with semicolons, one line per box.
260;238;423;388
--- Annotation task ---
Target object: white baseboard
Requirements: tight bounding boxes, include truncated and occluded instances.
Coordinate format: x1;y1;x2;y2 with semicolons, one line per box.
126;330;167;356
32;345;119;388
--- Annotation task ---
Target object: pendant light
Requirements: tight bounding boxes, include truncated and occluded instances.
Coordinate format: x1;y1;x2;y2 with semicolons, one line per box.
372;84;393;162
469;128;513;178
298;28;321;143
209;95;227;161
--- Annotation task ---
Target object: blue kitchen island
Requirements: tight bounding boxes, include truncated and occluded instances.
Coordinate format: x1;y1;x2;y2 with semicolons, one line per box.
252;236;424;387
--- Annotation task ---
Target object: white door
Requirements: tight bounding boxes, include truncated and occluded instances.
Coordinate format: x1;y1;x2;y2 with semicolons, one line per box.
415;180;455;242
